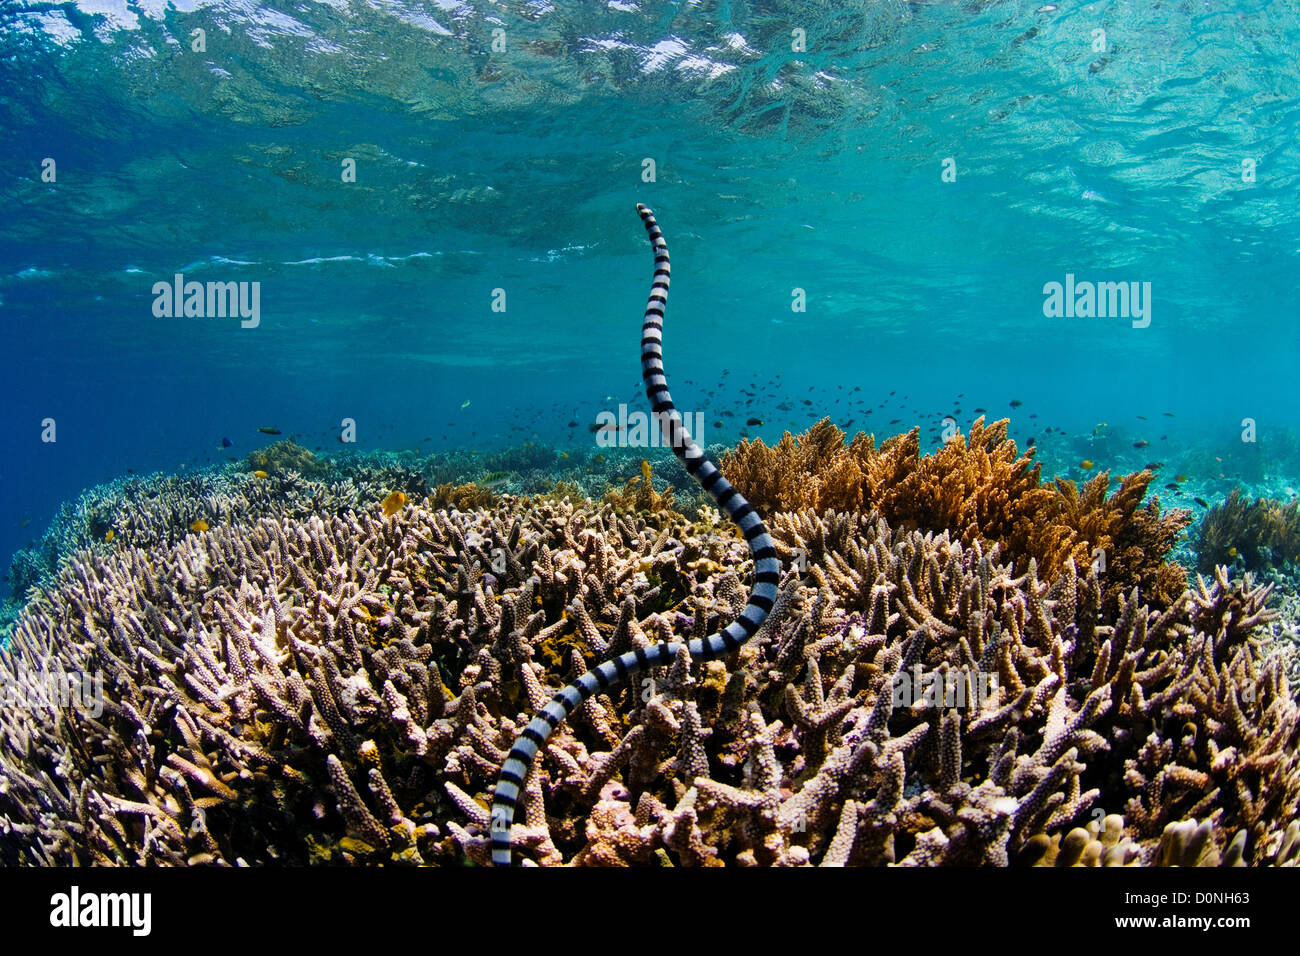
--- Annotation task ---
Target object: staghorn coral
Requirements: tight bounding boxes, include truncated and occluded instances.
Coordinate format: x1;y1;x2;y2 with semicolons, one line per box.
1193;488;1300;573
2;490;1294;866
6;456;472;604
720;417;1191;611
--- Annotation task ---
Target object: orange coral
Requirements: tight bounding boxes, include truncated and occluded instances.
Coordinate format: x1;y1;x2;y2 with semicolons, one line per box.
602;460;675;514
721;417;1190;609
430;482;496;510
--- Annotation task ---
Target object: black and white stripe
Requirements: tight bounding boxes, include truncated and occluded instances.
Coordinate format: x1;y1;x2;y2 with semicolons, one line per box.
489;203;781;866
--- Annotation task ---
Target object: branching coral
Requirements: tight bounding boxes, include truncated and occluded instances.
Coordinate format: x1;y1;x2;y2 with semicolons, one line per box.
2;493;1292;866
9;460;449;602
720;418;1191;611
1193;488;1300;573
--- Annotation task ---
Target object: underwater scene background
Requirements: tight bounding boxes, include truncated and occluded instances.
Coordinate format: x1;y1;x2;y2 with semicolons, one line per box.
1;0;1299;868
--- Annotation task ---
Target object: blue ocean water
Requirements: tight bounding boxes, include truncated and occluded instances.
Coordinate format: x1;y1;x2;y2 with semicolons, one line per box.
1;0;1299;599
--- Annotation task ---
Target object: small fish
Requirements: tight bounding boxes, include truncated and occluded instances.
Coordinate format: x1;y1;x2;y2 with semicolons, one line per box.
1174;474;1189;482
1163;412;1175;417
567;420;579;428
1136;415;1147;421
1194;497;1209;508
257;426;281;435
559;451;570;459
746;417;764;426
1164;483;1180;491
594;454;606;463
1143;462;1162;470
253;470;269;479
974;407;986;413
1133;440;1149;449
104;530;114;543
889;419;901;425
713;421;723;428
1093;423;1108;435
1228;547;1238;558
1080;459;1095;470
1027;437;1035;445
1009;399;1023;408
381;491;408;517
221;437;233;447
190;519;209;533
461;400;471;409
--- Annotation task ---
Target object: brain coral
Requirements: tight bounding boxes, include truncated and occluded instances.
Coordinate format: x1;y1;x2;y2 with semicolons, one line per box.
1;488;1295;866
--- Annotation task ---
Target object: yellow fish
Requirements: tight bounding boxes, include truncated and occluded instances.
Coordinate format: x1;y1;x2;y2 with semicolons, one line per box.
1174;474;1189;482
559;451;569;459
641;459;652;484
1080;459;1095;470
190;519;209;533
104;530;114;543
1228;547;1238;558
253;470;269;479
381;491;408;517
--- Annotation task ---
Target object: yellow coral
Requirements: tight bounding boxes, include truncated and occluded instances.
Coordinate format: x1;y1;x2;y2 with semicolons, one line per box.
603;460;675;514
721;417;1190;609
430;482;496;510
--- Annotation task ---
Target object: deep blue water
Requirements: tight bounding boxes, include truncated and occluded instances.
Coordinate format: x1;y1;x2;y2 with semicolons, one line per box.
2;0;1299;598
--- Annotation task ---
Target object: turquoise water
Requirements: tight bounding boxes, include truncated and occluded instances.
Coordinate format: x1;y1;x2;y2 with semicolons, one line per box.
2;0;1299;597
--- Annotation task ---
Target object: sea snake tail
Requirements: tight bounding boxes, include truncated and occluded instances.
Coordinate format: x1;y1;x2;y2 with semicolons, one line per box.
488;203;782;866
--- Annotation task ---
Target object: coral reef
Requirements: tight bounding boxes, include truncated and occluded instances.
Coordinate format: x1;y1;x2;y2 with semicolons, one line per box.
601;459;676;515
720;417;1191;611
1;488;1294;866
429;482;497;511
1192;488;1300;573
246;439;331;477
6;446;692;605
